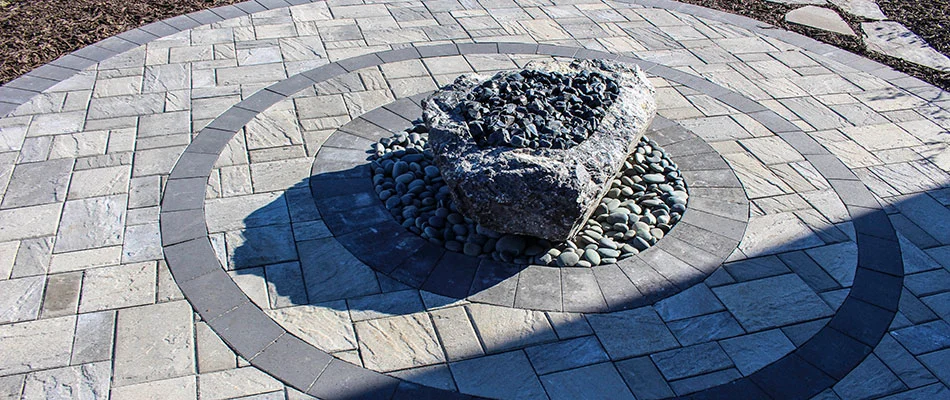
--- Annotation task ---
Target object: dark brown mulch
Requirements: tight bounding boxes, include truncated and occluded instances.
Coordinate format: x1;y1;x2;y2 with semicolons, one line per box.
0;0;242;85
676;0;950;91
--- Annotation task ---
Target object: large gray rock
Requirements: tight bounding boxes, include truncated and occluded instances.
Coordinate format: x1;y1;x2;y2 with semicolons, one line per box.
424;60;656;241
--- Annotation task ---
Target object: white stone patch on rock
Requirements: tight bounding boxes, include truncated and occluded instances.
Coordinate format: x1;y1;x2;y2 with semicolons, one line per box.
829;0;886;20
785;6;856;36
862;21;950;72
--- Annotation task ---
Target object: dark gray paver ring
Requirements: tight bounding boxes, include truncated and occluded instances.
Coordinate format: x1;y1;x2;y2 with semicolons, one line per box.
159;43;904;399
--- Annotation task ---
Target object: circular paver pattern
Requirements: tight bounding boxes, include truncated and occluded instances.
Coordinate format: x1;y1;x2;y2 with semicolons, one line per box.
160;42;903;399
3;0;943;399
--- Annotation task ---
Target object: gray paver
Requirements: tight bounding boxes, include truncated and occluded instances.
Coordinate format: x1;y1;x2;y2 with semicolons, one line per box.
21;361;111;399
918;348;950;387
615;356;676;400
449;350;547;400
833;354;907;399
541;362;636;400
874;335;938;389
0;375;24;399
113;301;194;387
389;364;457;391
467;304;557;353
719;329;796;375
666;311;745;346
862;22;950;72
225;225;298;269
54;195;127;253
40;271;82;317
713;274;834;331
265;302;356;353
297;237;379;302
785;6;855;36
355;313;445;372
79;262;156;312
654;284;724;321
430;306;484;361
0;275;44;324
198;367;283;400
0;315;75;376
71;310;116;365
347;290;425;322
890;321;950;355
0;158;73;209
524;336;609;375
669;368;742;396
652;342;734;380
587;307;679;359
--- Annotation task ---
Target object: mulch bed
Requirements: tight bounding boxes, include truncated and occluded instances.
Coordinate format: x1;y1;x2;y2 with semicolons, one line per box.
0;0;241;84
0;0;948;91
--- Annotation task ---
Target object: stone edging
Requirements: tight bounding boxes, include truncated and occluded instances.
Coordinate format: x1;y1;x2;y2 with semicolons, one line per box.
159;42;903;399
311;100;748;313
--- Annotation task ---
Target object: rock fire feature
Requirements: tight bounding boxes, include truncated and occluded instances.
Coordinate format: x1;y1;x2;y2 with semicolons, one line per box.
424;60;657;241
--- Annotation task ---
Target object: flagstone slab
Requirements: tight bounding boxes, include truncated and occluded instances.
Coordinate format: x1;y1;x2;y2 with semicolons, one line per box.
862;21;950;72
786;6;855;36
829;0;886;20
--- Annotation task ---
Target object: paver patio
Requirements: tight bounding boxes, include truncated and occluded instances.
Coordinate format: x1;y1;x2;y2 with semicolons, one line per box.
0;0;948;398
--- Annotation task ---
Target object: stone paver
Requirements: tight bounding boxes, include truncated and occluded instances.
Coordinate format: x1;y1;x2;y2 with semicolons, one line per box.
0;0;948;398
862;21;950;72
785;6;856;36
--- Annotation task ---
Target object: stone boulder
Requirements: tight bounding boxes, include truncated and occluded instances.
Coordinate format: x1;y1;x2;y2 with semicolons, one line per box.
423;60;656;241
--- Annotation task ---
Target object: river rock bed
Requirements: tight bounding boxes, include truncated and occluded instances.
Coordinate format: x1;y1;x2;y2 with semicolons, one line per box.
370;122;687;267
461;68;620;149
